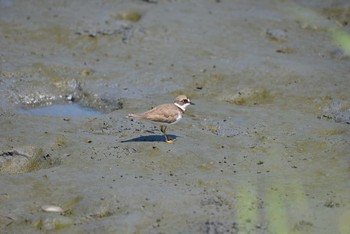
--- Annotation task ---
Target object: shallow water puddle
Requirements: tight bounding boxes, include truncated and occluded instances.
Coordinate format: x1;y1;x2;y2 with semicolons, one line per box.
19;104;102;117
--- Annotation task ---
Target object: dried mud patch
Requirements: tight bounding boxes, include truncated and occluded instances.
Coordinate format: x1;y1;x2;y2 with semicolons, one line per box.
222;87;273;106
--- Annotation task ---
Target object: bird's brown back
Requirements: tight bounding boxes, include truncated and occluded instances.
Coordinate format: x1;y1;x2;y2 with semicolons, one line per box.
129;104;182;124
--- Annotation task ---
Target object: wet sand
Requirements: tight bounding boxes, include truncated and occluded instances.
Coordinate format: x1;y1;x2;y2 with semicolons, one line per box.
1;0;350;233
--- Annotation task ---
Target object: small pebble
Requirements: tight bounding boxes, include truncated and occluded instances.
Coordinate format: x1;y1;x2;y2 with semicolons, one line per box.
41;205;64;213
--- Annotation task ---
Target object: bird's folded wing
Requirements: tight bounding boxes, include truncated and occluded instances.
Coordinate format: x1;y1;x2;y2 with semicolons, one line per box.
143;104;179;124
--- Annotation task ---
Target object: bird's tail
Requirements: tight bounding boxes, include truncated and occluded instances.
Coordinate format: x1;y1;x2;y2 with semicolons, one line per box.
128;113;140;118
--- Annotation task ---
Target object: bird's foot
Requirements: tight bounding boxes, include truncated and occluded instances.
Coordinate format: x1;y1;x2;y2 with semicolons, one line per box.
165;139;174;144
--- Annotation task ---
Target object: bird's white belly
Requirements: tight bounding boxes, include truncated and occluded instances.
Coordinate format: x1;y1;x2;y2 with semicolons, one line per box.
170;114;182;125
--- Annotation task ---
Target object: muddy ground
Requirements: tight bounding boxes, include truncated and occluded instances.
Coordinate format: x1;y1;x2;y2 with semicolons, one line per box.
1;0;350;233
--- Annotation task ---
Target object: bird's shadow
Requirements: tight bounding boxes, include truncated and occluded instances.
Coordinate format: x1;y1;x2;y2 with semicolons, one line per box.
120;134;177;143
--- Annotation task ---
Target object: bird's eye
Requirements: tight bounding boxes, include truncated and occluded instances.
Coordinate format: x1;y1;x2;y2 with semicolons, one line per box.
184;99;188;103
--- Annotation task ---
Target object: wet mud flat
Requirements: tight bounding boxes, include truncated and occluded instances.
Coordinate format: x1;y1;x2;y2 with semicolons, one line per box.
1;0;350;233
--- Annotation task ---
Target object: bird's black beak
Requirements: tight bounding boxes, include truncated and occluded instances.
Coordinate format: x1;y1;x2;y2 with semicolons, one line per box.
190;101;195;105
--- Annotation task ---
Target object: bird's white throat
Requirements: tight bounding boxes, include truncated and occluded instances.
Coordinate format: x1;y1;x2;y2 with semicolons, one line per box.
174;102;190;111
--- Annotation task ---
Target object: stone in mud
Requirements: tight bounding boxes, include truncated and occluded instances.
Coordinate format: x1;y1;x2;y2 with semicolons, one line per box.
266;28;288;42
322;100;350;124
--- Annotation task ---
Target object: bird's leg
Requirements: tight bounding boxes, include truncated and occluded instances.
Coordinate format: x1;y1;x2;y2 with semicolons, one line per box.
160;125;173;144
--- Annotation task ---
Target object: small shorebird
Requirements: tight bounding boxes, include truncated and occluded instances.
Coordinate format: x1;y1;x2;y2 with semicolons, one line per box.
128;95;194;143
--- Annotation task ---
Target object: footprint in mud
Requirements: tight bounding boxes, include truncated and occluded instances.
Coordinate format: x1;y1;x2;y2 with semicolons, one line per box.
0;146;60;174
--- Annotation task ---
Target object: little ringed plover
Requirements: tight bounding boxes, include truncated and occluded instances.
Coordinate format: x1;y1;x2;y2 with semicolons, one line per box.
128;95;194;143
